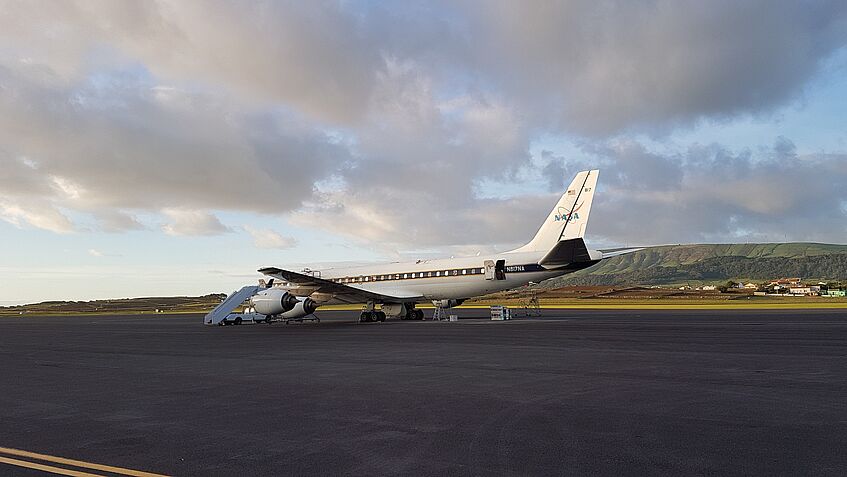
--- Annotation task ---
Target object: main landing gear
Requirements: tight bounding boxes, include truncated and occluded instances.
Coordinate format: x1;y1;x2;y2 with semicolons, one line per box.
359;303;423;322
359;310;386;322
400;308;424;320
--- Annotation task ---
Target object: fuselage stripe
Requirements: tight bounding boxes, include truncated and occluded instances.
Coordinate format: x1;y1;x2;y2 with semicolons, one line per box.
328;263;547;284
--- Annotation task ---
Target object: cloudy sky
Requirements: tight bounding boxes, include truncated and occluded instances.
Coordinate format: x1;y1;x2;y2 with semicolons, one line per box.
2;0;847;304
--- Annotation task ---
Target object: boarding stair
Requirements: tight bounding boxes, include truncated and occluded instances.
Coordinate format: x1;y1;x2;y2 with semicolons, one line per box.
205;285;260;325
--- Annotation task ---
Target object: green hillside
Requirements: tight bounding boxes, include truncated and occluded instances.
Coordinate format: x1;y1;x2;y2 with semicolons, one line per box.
551;242;847;286
1;294;226;315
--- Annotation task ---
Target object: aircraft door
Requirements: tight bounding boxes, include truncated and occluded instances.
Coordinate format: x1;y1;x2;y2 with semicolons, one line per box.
495;259;506;280
484;260;495;280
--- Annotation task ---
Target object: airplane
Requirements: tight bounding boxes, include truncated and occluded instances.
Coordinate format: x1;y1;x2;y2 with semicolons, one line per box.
204;169;640;325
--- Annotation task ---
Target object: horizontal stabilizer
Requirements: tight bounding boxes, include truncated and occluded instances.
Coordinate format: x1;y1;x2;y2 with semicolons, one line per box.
539;238;593;268
598;247;645;258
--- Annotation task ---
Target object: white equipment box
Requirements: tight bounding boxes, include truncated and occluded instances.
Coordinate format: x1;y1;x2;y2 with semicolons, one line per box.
490;306;511;321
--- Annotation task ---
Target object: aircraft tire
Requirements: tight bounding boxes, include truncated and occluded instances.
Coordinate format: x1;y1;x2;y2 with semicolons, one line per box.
415;309;424;320
377;311;386;322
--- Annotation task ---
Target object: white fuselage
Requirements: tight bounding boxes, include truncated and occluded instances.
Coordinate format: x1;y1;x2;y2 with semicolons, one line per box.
285;249;601;305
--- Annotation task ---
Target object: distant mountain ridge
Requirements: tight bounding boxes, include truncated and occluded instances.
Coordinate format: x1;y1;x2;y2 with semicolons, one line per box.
551;242;847;286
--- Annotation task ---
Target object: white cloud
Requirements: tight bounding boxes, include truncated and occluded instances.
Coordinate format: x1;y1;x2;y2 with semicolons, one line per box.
161;209;230;236
243;225;298;249
87;248;103;257
93;210;145;233
0;199;75;234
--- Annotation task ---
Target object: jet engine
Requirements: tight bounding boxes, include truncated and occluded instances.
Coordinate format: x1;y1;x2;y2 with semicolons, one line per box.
432;299;464;309
251;288;298;316
280;297;319;319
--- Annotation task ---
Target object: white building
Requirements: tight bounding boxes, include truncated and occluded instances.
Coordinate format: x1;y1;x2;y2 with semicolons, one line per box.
789;287;814;296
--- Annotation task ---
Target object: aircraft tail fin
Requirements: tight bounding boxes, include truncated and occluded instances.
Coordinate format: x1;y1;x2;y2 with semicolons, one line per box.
510;170;599;253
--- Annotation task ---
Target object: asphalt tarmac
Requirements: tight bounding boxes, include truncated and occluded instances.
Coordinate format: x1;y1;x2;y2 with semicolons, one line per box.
1;309;846;476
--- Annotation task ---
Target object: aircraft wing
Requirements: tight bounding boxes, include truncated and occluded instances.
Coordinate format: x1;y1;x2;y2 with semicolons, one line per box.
258;266;423;303
598;247;645;258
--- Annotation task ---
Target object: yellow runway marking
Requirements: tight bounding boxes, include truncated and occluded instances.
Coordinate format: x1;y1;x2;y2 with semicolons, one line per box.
0;455;105;476
0;446;170;477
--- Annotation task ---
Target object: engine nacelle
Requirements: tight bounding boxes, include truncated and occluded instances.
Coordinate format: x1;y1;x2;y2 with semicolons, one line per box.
251;288;298;316
432;299;464;309
280;297;319;319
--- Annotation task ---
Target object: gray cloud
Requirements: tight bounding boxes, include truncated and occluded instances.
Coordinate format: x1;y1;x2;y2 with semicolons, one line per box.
0;62;349;234
542;138;847;245
455;0;847;135
0;0;381;124
0;1;846;250
290;61;535;250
